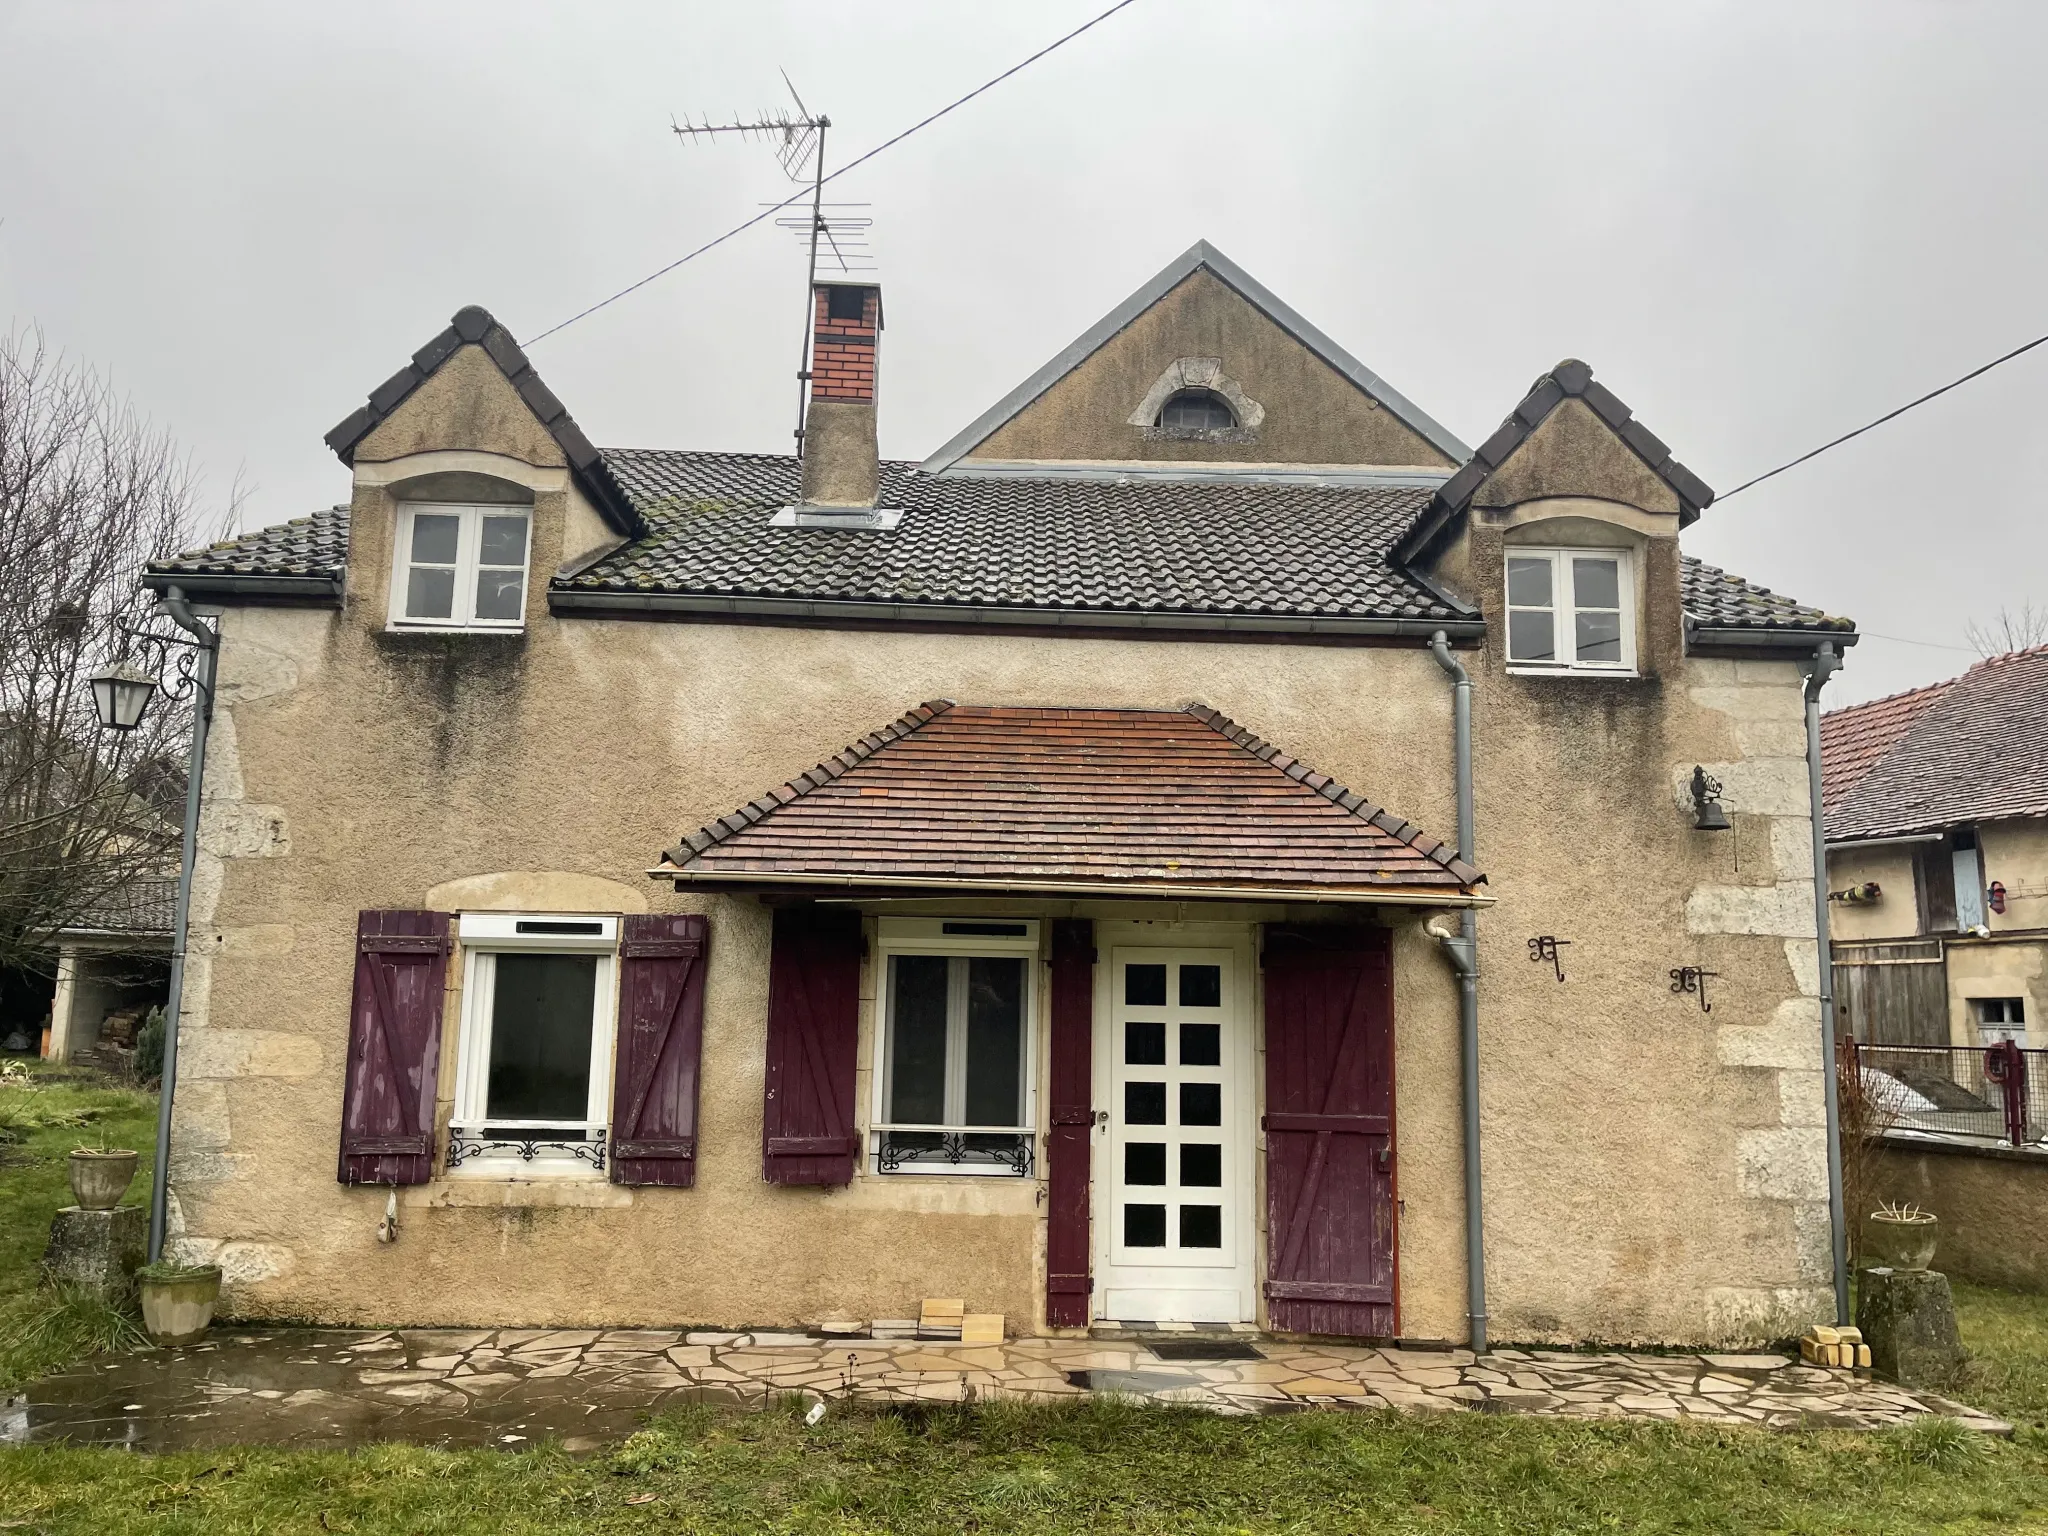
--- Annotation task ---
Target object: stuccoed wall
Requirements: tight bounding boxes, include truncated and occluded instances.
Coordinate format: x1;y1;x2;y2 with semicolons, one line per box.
1824;846;1922;943
1944;938;2046;1047
162;352;1832;1345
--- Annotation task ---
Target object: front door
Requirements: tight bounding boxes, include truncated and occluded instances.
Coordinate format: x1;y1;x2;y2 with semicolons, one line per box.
1095;943;1255;1324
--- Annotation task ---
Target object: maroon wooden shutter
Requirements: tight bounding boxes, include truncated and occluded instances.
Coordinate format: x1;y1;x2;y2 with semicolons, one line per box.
1262;924;1397;1338
610;914;709;1187
338;910;452;1186
762;907;861;1185
1045;919;1095;1327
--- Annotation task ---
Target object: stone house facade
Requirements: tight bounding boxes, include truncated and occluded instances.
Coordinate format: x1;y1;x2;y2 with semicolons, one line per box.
144;241;1856;1346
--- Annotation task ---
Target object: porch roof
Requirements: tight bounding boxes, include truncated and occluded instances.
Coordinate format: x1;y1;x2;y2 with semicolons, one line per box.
656;702;1486;905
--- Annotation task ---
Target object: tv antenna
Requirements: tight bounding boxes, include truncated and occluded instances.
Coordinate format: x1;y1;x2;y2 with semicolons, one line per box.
673;73;847;455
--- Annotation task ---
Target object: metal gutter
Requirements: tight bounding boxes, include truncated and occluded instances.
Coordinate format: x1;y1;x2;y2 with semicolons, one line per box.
140;571;343;601
554;587;1487;640
654;867;1492;907
1803;640;1851;1327
1687;624;1861;653
1825;832;1943;853
1427;630;1488;1356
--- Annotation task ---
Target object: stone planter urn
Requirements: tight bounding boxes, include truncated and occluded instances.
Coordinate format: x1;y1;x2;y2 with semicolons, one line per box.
138;1263;222;1346
67;1148;139;1211
1865;1208;1940;1271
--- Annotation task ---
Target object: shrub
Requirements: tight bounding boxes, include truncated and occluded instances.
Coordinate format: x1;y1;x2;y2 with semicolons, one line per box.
134;1007;165;1084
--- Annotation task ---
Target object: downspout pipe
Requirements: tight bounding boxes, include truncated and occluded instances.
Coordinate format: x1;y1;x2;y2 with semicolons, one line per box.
1427;630;1487;1355
1802;640;1849;1325
148;585;217;1264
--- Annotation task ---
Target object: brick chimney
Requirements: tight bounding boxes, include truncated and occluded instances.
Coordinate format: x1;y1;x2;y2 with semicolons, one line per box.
800;280;882;507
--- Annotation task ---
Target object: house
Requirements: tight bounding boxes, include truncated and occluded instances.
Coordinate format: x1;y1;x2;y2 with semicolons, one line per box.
43;880;174;1066
141;241;1857;1346
1822;646;2048;1049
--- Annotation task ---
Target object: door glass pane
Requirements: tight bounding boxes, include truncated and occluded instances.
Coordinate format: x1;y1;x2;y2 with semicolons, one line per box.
963;957;1024;1126
1574;609;1623;663
410;513;460;565
474;569;524;621
478;513;529;567
1180;1205;1222;1248
1179;1022;1220;1066
1571;556;1620;610
1125;1204;1167;1246
1180;1082;1221;1126
1181;1143;1221;1187
1506;556;1552;607
406;566;455;620
1125;1142;1167;1185
887;955;949;1124
486;954;596;1120
1125;1020;1166;1065
1126;1081;1167;1124
1178;965;1221;1007
1508;609;1555;662
1125;964;1167;1006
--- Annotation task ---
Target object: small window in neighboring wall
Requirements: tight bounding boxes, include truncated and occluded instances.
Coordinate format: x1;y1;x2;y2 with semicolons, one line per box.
1504;547;1636;674
873;918;1038;1176
390;503;531;630
1975;996;2027;1046
448;913;617;1175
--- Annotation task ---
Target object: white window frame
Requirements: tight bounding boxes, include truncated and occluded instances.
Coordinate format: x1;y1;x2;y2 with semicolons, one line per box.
869;917;1040;1177
448;912;618;1178
1503;545;1637;675
388;502;531;632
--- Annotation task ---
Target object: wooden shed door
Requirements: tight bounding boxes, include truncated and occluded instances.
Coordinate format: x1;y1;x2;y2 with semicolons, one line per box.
1261;925;1397;1338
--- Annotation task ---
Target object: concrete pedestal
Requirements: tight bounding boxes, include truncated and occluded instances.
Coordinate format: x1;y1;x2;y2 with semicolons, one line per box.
1856;1266;1966;1388
42;1205;145;1300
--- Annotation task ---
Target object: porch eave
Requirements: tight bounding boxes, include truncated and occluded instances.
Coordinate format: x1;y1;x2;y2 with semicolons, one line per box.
649;866;1492;908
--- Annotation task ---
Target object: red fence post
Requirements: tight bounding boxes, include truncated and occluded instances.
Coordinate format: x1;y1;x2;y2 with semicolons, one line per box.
1986;1040;2028;1146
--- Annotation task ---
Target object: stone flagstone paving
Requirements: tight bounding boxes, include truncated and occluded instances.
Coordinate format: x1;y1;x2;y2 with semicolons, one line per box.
0;1327;2010;1452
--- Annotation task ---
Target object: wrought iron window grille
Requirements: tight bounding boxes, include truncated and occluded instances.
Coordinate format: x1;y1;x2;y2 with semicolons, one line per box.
446;1131;607;1170
875;1129;1033;1176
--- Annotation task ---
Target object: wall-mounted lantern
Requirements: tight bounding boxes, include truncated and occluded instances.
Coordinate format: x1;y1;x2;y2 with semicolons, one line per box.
88;665;159;733
1689;766;1731;832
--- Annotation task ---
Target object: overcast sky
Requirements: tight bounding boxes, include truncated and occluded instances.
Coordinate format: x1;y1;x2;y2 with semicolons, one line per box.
2;1;2040;705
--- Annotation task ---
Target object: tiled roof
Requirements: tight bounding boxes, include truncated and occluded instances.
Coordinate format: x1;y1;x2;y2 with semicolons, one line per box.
1824;646;2048;841
1680;558;1852;634
150;505;350;580
578;450;1460;622
322;306;640;537
662;701;1483;899
1820;679;1954;816
60;878;176;938
146;452;1843;636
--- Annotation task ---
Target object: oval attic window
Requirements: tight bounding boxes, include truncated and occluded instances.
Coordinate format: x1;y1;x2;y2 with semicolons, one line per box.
1157;389;1237;432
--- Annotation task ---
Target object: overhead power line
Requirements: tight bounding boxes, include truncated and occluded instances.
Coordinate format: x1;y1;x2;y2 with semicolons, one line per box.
523;0;1144;347
1718;330;2048;500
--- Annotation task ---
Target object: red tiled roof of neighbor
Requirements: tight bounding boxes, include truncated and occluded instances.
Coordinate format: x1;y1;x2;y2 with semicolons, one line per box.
1823;645;2048;840
1820;678;1954;816
660;702;1483;900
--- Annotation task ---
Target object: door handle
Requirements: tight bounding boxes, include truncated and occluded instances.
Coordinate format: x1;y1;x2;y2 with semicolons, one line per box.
1094;1110;1109;1128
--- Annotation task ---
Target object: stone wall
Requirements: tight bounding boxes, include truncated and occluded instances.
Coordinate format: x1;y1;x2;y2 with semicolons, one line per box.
1869;1139;2048;1292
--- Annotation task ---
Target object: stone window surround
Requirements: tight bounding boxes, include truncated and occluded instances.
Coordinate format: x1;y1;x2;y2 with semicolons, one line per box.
1127;358;1266;445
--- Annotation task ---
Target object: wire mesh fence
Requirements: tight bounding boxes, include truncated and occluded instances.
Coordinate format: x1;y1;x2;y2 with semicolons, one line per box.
1849;1039;2043;1146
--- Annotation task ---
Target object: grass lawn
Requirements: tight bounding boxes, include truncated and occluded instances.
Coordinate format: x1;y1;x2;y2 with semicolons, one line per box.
1;1069;2045;1534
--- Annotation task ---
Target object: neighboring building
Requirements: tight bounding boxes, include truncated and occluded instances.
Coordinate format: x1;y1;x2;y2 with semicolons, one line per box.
44;879;174;1065
142;240;1857;1346
1823;646;2048;1049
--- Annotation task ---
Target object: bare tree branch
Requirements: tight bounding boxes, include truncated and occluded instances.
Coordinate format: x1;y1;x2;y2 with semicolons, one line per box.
0;326;221;975
1965;602;2048;659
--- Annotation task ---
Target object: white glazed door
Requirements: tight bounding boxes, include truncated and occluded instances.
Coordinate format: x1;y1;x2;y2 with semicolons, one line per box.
1096;945;1254;1324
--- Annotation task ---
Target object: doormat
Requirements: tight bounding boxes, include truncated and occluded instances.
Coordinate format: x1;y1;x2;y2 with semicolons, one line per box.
1143;1339;1265;1361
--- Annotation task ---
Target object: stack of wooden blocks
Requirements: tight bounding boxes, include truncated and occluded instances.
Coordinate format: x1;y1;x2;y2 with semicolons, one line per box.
1799;1323;1870;1369
917;1298;1003;1344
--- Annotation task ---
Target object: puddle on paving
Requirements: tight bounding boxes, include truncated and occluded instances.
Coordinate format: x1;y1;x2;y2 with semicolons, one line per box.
0;1330;746;1453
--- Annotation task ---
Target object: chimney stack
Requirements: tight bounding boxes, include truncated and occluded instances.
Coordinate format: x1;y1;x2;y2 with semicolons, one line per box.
800;280;882;507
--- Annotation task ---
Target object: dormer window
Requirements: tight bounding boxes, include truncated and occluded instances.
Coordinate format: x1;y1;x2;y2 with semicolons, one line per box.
1157;389;1237;432
390;502;530;630
1505;547;1636;673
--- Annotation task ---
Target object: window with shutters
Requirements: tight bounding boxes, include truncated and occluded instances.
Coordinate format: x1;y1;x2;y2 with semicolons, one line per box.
872;917;1038;1176
388;502;531;630
447;912;617;1176
1503;547;1637;674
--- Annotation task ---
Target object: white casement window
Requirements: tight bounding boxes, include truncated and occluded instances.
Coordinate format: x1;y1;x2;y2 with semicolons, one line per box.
1504;547;1637;673
389;503;531;630
871;918;1039;1177
449;913;617;1176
